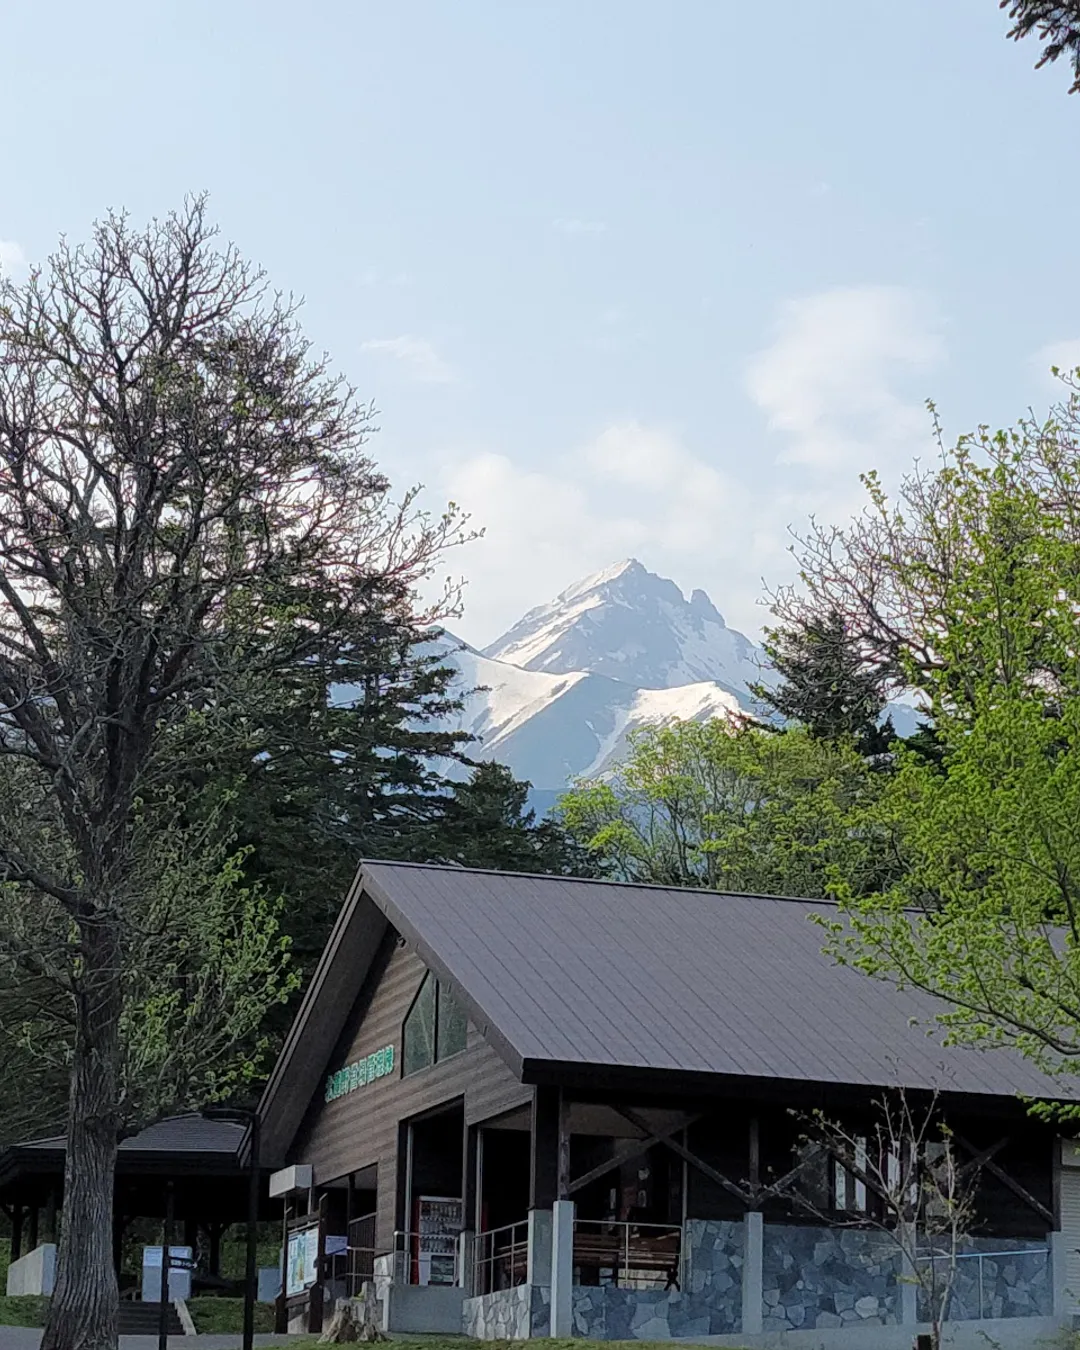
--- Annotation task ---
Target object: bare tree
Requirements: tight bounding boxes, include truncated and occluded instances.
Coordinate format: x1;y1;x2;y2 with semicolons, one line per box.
770;394;1080;717
0;199;468;1350
797;1092;978;1350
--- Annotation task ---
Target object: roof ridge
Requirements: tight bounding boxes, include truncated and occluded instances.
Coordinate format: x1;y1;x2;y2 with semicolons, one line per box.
361;857;841;907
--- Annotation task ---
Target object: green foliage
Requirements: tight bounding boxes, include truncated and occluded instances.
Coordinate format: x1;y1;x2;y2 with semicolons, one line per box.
829;692;1080;1088
189;611;473;970
799;383;1080;1091
559;719;893;897
0;1296;49;1327
430;761;600;876
187;1297;275;1333
752;608;898;758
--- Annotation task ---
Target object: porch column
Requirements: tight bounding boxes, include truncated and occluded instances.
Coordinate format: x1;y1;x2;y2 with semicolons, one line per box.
550;1199;575;1338
459;1124;478;1291
741;1212;763;1335
899;1222;918;1326
529;1085;563;1330
1054;1137;1080;1317
526;1208;552;1286
27;1205;38;1252
530;1087;561;1211
10;1204;23;1263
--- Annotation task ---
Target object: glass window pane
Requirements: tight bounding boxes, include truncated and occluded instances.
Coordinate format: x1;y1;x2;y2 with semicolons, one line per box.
403;972;436;1075
436;981;468;1061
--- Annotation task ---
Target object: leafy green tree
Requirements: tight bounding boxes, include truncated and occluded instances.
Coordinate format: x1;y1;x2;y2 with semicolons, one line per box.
772;393;1080;719
559;719;893;897
0;200;467;1350
829;692;1080;1084
430;761;600;875
193;601;472;969
1001;1;1080;93
791;384;1080;1088
752;608;898;757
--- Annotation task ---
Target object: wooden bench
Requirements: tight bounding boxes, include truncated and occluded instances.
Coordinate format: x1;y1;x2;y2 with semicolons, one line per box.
573;1228;681;1286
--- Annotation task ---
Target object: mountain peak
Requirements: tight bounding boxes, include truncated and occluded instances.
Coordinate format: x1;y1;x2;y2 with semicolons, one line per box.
484;560;763;697
559;557;646;601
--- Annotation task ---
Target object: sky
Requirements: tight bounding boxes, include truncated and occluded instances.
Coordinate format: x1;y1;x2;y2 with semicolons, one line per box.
2;0;1079;647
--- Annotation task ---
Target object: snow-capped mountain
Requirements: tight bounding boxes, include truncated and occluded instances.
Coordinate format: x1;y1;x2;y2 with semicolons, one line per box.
436;634;741;791
428;561;765;793
485;559;770;703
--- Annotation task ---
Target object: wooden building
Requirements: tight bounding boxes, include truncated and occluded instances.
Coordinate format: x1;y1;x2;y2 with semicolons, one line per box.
0;1114;276;1309
259;861;1080;1344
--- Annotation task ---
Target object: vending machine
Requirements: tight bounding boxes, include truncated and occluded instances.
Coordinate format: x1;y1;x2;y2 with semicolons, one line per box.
412;1195;463;1286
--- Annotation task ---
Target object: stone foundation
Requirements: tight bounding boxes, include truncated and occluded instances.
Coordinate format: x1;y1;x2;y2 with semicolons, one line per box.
461;1220;1052;1339
761;1222;902;1331
571;1285;742;1338
917;1237;1051;1322
684;1217;744;1309
463;1284;550;1338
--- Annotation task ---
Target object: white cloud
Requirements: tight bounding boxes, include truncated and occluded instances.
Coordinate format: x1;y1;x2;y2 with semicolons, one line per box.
745;285;944;472
435;285;947;647
0;240;27;276
360;335;456;384
433;423;770;644
553;218;607;237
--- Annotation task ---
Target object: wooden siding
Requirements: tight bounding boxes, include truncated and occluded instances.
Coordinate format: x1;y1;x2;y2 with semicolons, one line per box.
289;929;529;1248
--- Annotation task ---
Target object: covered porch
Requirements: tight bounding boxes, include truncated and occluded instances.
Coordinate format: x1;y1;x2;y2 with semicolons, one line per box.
451;1087;1062;1342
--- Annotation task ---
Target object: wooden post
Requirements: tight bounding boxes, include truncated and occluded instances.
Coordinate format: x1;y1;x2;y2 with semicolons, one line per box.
27;1205;38;1252
43;1189;57;1245
10;1203;23;1262
112;1213;125;1274
530;1087;561;1210
557;1093;571;1201
748;1117;761;1194
308;1193;327;1334
274;1199;290;1334
208;1220;223;1277
158;1181;174;1350
462;1125;478;1231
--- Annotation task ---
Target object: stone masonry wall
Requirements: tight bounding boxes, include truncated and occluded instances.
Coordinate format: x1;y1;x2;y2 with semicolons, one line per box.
462;1285;551;1339
463;1285;532;1339
762;1222;903;1331
566;1217;744;1340
571;1286;741;1339
917;1237;1051;1322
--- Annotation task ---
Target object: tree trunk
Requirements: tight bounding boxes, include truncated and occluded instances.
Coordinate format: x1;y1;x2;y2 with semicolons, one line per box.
41;921;122;1350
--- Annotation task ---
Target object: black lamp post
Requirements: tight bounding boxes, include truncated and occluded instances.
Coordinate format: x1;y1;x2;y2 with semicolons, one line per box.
203;1106;261;1350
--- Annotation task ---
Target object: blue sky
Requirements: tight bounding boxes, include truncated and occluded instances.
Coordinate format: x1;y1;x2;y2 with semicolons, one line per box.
3;0;1078;645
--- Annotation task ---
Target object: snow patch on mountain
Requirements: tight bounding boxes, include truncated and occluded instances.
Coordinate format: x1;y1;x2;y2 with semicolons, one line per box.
429;632;740;789
484;558;772;701
406;560;917;796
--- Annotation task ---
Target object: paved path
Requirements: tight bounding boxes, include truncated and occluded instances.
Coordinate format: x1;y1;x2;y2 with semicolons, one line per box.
0;1333;299;1349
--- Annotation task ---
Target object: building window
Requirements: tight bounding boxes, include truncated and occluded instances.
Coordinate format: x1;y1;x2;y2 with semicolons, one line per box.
402;971;468;1075
833;1137;868;1214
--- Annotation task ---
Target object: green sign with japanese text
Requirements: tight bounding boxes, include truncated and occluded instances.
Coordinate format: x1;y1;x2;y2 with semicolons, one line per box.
325;1044;395;1102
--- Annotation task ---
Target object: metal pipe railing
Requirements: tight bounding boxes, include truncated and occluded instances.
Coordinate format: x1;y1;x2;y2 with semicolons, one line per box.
473;1220;529;1296
572;1218;683;1290
915;1245;1050;1320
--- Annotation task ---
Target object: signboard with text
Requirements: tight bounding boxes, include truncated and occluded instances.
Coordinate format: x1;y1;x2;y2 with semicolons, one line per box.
285;1225;320;1298
324;1043;395;1102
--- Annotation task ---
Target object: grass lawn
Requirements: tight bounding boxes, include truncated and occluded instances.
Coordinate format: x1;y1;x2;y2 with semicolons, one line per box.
187;1295;276;1333
0;1295;48;1326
